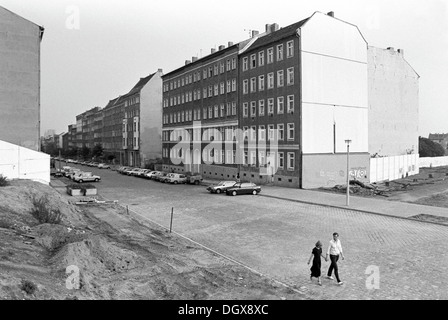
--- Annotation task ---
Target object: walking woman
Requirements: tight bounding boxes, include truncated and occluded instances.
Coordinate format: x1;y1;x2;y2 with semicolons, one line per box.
307;240;326;285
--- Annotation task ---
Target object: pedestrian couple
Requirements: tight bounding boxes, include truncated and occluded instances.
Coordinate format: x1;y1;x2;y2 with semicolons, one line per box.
307;232;345;286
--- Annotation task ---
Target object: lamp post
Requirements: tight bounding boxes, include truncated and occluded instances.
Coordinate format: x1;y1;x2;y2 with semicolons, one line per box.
345;139;352;206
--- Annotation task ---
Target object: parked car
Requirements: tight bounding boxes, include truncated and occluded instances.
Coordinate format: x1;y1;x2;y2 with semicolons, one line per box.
128;168;145;176
72;172;101;183
207;181;237;194
166;173;187;184
118;166;131;174
186;173;203;185
155;172;169;182
137;169;152;177
62;166;73;177
98;163;111;169
226;182;261;196
67;168;82;180
123;167;138;175
145;171;161;180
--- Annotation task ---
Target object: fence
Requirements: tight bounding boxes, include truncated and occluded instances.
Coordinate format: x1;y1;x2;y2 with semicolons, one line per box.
0;140;50;185
370;154;419;183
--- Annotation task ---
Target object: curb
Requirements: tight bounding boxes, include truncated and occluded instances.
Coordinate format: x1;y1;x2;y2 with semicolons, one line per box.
259;194;448;228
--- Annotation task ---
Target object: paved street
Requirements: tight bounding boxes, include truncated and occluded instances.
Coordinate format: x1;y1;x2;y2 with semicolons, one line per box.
55;163;448;299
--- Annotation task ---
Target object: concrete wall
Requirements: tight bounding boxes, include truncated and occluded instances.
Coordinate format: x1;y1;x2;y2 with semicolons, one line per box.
368;46;419;157
302;153;369;189
0;7;42;151
140;70;163;164
419;156;448;168
0;139;50;184
370;154;419;183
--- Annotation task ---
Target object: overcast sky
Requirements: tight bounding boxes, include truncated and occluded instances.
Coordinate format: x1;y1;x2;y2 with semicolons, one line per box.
1;0;447;137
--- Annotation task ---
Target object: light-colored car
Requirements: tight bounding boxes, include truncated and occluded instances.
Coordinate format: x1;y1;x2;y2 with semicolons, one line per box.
144;171;160;180
67;168;82;180
166;173;187;184
128;168;145;176
98;163;111;169
137;169;152;177
72;172;101;183
206;181;237;194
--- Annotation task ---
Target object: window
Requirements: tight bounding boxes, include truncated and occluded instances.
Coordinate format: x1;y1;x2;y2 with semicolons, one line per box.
220;104;225;117
277;96;284;114
268;124;274;140
226;103;231;116
197;90;201;100
287;95;294;113
242;57;249;71
278;124;284;140
277;70;284;87
259;151;266;166
227;80;231;93
250;54;256;69
250;77;256;93
243;126;249;140
226;150;233;164
193;91;197;101
208;106;213;119
258;51;265;66
214;84;219;96
232;102;236;115
243;103;249;117
267;98;274;115
220;62;225;73
214;64;219;76
232;58;236;69
244;151;248;166
214;105;218;118
287;152;295;170
278;152;284;169
267;73;274;89
226;59;231;71
287;40;294;58
203;108;207;120
259;125;265;141
258;75;265;91
287;67;294;85
277;44;284;61
208;66;213;77
197;108;201;120
267;47;274;64
232;79;237;92
243;80;249;94
203;69;207;79
259;100;265;116
250;151;256;166
250;101;256;117
250;126;256;141
287;123;295;140
220;82;225;95
209;86;213;96
181;111;185;122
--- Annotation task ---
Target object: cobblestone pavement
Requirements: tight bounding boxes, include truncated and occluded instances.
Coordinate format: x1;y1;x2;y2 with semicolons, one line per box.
54;168;448;300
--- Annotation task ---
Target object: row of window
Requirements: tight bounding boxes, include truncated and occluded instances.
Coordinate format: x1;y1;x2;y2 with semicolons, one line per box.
163;148;295;170
163;102;238;125
163;57;237;92
242;68;294;94
162;123;295;142
164;79;237;108
242;40;294;71
243;95;295;117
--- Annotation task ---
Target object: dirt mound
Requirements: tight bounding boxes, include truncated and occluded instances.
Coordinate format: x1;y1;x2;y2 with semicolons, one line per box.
0;180;86;228
33;224;89;251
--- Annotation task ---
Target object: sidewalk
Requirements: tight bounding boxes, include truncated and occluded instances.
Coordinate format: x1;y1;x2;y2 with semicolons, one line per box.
201;178;448;223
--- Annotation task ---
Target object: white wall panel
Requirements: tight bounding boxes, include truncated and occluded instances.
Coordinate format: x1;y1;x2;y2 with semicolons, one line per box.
302;103;334;153
333;106;368;153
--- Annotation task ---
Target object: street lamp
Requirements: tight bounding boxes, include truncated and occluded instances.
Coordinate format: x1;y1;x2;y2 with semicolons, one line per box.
345;139;352;206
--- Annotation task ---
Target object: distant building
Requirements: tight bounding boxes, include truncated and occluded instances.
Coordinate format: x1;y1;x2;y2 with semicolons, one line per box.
0;6;44;151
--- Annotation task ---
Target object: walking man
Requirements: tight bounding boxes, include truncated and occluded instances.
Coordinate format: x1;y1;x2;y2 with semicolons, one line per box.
325;232;345;285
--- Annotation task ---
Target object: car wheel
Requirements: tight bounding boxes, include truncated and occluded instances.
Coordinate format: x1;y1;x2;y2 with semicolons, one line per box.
94;178;99;182
194;180;200;185
174;181;178;184
232;191;237;196
252;190;257;195
79;180;83;183
216;189;221;194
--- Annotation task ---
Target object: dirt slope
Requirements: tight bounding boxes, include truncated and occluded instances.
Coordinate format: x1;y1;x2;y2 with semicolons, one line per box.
0;180;304;300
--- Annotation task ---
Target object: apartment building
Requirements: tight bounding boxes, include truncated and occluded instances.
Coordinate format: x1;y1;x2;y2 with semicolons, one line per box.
101;96;125;163
162;41;246;177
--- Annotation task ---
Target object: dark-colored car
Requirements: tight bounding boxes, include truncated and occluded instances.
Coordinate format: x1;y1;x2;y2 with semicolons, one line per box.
226;182;261;196
206;181;237;194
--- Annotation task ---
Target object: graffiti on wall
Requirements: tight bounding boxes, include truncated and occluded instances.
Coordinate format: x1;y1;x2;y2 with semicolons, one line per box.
349;167;368;179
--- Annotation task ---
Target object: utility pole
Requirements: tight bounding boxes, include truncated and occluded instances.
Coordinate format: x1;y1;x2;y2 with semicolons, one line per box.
345;139;352;206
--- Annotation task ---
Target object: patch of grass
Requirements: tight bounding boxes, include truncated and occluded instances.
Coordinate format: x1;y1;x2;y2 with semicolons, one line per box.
20;279;37;295
0;219;12;229
0;174;9;187
30;195;63;224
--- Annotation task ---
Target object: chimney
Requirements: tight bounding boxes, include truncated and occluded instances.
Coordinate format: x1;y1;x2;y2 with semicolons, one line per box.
327;11;334;17
397;48;404;56
270;23;279;33
185;60;191;65
265;24;271;34
228;41;234;47
192;56;198;62
387;47;395;51
158;68;163;73
219;45;225;51
251;30;259;38
211;48;216;54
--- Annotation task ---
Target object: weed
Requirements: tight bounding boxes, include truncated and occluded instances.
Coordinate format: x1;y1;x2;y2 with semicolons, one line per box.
20;279;37;295
30;195;62;224
0;175;9;187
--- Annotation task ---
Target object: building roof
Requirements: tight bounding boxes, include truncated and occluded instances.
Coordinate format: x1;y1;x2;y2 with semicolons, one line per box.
127;72;156;95
0;5;45;38
429;133;448;140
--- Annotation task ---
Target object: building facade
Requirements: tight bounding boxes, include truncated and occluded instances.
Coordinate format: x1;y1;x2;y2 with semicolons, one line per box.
0;6;44;151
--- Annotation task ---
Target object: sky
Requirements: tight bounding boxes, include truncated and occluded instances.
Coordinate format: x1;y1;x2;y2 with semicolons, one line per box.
1;0;447;137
